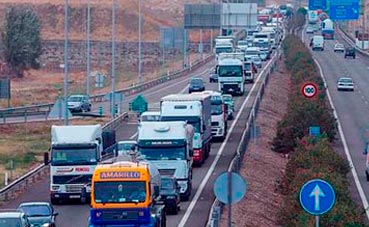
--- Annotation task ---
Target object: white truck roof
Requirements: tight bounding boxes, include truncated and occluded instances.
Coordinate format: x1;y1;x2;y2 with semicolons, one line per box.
218;53;244;62
138;121;188;140
161;93;210;102
218;58;243;66
51;124;102;144
161;101;202;117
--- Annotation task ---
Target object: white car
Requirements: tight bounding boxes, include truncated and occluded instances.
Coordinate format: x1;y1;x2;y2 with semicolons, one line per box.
306;26;314;34
334;43;345;52
337;77;354;91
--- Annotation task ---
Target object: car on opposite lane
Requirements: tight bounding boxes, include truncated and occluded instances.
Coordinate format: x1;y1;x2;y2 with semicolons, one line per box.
188;77;205;93
18;202;58;227
0;210;30;227
337;77;354;91
116;140;137;156
344;47;356;59
334;43;345;52
67;94;91;112
251;56;263;68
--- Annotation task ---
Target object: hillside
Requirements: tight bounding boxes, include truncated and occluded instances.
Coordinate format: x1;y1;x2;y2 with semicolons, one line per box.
0;0;212;42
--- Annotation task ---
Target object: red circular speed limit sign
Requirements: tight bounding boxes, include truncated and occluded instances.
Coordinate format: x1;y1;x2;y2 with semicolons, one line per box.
301;82;318;98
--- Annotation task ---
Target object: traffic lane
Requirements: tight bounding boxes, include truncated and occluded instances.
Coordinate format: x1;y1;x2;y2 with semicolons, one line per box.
311;38;369;201
166;84;254;227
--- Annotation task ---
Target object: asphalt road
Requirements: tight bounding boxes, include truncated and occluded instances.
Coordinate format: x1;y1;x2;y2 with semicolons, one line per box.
303;29;369;219
0;53;274;227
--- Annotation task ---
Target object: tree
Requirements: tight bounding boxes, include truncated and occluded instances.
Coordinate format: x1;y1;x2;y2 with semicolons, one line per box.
2;7;42;77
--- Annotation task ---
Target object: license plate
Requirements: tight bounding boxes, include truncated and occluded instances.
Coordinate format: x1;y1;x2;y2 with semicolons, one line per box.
70;195;80;199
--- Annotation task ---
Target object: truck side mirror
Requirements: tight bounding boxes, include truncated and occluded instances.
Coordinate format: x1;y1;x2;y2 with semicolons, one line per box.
189;149;193;157
81;186;87;204
43;152;49;165
202;124;206;132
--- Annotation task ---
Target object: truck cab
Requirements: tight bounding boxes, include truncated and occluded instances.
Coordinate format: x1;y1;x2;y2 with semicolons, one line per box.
217;58;245;95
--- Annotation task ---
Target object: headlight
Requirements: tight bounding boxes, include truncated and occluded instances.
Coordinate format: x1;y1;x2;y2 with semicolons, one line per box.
41;223;52;227
177;181;188;193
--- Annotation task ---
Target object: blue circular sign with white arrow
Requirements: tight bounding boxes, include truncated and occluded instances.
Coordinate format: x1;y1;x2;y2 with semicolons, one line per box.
299;179;336;215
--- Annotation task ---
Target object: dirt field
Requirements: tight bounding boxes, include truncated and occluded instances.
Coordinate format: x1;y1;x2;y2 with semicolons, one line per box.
219;59;291;226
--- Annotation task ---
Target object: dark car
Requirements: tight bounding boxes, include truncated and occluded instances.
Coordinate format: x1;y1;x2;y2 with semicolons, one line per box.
67;94;91;112
209;74;218;83
18;202;58;227
160;176;181;215
344;47;356;59
189;78;205;93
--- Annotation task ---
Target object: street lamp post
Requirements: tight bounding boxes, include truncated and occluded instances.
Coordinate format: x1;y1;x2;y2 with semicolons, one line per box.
64;0;69;125
111;0;117;118
138;0;143;85
87;0;91;98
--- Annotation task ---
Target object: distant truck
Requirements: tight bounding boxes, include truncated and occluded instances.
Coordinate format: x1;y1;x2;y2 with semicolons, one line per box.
321;19;334;40
160;93;212;166
89;160;166;227
137;121;194;200
200;91;228;141
216;53;245;95
46;124;116;204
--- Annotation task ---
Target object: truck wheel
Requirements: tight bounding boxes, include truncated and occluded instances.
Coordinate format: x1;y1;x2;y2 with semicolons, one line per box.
50;198;59;205
161;212;167;227
366;172;369;182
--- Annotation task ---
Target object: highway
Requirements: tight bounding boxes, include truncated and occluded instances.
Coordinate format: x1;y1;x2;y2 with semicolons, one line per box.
303;28;369;218
0;52;274;226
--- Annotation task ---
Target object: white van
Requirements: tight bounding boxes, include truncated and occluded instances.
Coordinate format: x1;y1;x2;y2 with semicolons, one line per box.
310;35;324;51
140;111;160;122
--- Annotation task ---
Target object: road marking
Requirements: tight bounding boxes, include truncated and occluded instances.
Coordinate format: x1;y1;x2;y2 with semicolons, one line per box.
178;55;275;227
314;59;369;220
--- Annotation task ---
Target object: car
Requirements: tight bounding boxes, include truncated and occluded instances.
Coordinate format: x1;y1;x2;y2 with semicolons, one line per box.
337;77;354;91
0;210;31;227
67;94;91;112
344;47;356;58
140;111;160;122
160;176;181;215
334;43;345;52
209;73;218;83
250;56;262;68
18;202;58;227
222;94;234;120
188;77;205;93
306;26;314;34
116;140;137;156
236;40;248;51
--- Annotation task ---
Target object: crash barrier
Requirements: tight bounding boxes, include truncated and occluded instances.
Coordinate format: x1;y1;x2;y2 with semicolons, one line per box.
0;55;213;123
206;29;287;226
0;111;128;202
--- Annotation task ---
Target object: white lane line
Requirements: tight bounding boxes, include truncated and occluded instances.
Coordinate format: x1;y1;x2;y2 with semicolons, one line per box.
314;59;369;220
129;132;138;140
178;56;275;227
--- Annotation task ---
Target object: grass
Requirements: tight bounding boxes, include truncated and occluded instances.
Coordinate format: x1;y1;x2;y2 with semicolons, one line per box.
0;117;110;187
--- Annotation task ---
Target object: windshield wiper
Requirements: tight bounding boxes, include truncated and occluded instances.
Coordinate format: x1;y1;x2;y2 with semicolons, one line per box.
65;175;85;184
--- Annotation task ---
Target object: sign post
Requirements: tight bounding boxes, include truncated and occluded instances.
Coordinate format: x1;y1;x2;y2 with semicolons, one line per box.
299;179;336;227
214;172;247;227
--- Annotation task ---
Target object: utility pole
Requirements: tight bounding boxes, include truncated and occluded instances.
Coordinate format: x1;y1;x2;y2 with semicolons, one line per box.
64;0;69;125
138;0;143;85
111;0;117;118
86;0;91;98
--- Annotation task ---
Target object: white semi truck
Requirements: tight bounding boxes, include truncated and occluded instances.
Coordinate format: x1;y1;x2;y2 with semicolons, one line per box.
46;124;116;204
216;54;245;95
137;121;194;200
200;91;228;141
160;93;212;166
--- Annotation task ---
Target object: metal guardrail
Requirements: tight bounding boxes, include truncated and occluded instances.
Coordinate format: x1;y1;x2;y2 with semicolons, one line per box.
337;24;369;57
206;37;284;227
0;54;213;122
0;111;128;203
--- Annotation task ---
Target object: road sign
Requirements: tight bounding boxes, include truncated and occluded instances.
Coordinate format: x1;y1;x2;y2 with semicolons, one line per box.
130;95;148;114
299;179;336;215
329;0;359;20
213;172;247;205
0;78;10;99
308;0;327;10
309;126;321;136
48;97;72;119
301;82;318;99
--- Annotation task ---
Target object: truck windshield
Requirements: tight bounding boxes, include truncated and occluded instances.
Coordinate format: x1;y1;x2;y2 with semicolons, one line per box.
218;66;243;77
211;104;223;115
94;181;146;203
245;51;259;56
52;174;92;184
0;218;22;227
215;47;233;54
51;146;98;166
139;146;186;160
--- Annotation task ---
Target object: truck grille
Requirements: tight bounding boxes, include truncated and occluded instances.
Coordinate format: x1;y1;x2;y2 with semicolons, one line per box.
211;122;219;126
223;84;239;92
158;169;176;176
66;184;83;193
102;210;139;221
